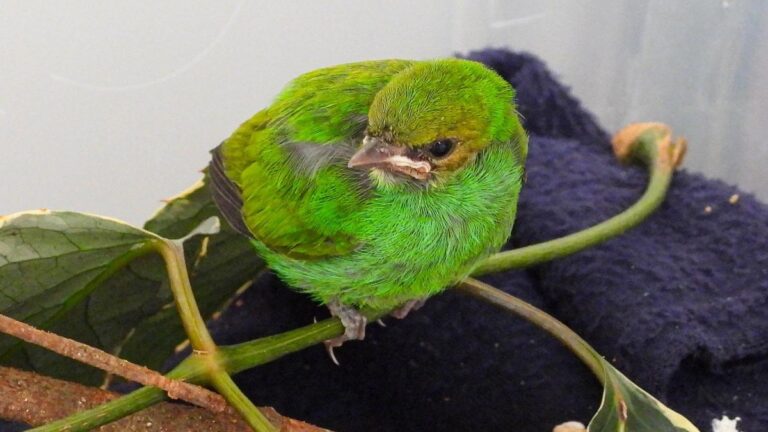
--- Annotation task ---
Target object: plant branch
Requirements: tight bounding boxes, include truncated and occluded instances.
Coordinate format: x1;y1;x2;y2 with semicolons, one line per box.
457;279;700;432
154;239;277;432
456;278;604;381
0;313;225;412
473;122;686;275
153;240;219;354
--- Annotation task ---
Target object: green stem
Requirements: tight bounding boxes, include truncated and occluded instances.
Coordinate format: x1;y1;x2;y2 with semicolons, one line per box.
33;278;607;432
28;356;205;432
154;239;277;432
473;131;676;275
154;240;218;351
209;372;267;428
473;166;668;274
220;308;386;374
457;278;604;382
29;388;161;432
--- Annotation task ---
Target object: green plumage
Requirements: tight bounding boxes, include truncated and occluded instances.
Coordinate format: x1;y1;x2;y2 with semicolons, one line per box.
211;58;527;311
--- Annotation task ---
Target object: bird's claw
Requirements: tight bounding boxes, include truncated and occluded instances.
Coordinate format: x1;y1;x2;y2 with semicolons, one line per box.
323;299;367;364
390;298;427;319
324;339;342;366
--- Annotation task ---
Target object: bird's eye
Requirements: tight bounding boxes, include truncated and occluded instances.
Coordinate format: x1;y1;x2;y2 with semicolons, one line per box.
427;139;454;158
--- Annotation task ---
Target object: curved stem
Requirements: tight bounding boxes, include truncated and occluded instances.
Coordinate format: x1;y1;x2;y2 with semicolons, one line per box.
40;278;610;432
154;239;277;432
473;157;668;275
457;278;604;382
154;240;218;354
474;123;686;275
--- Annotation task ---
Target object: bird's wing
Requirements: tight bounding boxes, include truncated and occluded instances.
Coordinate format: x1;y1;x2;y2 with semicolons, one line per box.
208;143;251;238
209;60;414;259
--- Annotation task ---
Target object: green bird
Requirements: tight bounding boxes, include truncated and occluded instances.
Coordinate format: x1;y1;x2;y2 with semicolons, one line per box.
209;58;527;355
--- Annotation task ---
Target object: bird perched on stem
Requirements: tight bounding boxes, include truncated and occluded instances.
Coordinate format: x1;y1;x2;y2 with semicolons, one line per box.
209;59;527;359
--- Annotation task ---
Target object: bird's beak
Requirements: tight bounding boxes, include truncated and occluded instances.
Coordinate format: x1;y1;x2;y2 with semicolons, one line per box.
348;136;431;180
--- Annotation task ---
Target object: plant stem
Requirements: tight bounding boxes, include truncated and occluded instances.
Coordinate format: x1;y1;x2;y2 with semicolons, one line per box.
474;123;686;275
28;358;204;432
154;239;277;432
208;373;270;429
154;240;219;354
34;278;609;431
472;165;668;274
457;278;604;382
220;308;386;374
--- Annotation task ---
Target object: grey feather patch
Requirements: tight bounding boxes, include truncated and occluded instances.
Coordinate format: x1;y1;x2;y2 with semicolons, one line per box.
284;141;357;177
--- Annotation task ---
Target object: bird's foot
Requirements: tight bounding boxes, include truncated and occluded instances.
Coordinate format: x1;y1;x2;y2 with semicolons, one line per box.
390;298;427;319
324;299;367;365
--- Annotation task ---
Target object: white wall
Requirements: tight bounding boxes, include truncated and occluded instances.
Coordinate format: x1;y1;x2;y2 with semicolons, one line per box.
457;0;768;199
0;1;455;225
2;1;766;225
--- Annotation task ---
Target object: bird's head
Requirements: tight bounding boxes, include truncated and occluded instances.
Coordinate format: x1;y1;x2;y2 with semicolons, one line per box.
348;59;524;189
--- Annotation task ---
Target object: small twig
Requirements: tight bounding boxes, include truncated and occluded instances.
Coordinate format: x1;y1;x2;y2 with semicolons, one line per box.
0;313;226;412
0;366;329;431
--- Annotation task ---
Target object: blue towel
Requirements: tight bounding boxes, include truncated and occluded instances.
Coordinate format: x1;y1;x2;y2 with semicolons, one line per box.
201;49;767;431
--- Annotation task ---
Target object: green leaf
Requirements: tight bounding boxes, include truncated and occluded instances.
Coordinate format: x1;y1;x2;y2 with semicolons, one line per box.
588;360;699;432
0;176;263;384
0;210;160;384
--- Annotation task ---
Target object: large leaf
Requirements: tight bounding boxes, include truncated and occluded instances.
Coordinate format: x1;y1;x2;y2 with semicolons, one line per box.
0;211;161;384
0;177;263;384
588;359;699;432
